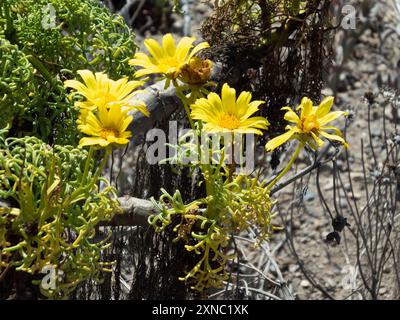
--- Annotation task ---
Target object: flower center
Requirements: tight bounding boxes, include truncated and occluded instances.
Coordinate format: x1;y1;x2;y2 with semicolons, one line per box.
100;128;119;139
300;115;320;133
218;114;241;130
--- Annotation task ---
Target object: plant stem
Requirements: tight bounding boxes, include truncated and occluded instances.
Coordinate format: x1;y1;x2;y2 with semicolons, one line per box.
81;146;94;186
228;132;235;182
69;147;110;204
266;143;301;191
90;147;111;187
175;89;195;129
174;83;218;218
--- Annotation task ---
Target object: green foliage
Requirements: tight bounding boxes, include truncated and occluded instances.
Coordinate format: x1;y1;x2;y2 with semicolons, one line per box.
149;172;276;291
0;0;137;145
0;131;121;298
0;39;36;132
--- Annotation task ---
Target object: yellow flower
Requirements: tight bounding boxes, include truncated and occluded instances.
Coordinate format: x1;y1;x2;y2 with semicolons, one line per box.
265;96;348;151
77;104;133;147
129;33;210;80
64;70;148;116
190;83;269;135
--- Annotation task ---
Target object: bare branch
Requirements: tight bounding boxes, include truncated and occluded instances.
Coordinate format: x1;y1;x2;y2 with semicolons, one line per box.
100;196;155;227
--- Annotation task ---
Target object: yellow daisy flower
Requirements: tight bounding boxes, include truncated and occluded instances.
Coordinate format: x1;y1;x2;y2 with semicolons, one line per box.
64;70;148;116
265;96;348;152
77;104;133;147
190;83;269;135
128;33;210;80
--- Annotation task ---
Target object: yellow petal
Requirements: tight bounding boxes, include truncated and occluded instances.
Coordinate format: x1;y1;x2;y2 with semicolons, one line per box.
115;80;143;100
77;70;97;90
75;101;96;110
114;138;130;145
98;105;110;127
310;132;325;148
95;72;109;93
120;115;133;133
318;111;346;125
134;68;160;78
239;117;269;131
79;137;109;147
239;100;264;120
221;83;236;115
129;52;155;66
282;107;299;123
162;33;176;56
234;127;264;135
129;101;149;117
207;92;223;113
316;96;334;117
64;80;89;96
176;36;196;61
299;97;313;118
320;125;343;137
84;112;103;131
319;130;348;147
144;38;164;60
236;91;252;112
108;104;123;128
187;42;210;60
265;130;296;151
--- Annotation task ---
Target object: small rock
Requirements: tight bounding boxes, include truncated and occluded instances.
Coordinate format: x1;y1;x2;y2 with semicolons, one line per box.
383;266;392;274
172;19;183;31
312;251;321;258
370;122;383;138
300;237;308;244
300;280;311;289
321;88;334;96
377;64;387;72
353;81;362;89
351;192;362;200
340;199;348;208
324;181;334;191
324;278;336;290
195;3;210;14
313;219;326;229
379;287;387;295
304;190;316;202
289;264;299;273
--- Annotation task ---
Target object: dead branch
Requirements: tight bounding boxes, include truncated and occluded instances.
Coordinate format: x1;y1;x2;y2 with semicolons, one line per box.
128;80;180;146
100;196;156;227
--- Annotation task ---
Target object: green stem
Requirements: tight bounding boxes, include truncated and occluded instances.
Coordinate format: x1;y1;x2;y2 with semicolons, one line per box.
68;147;110;204
90;147;111;188
174;82;217;218
266;143;301;191
27;55;60;90
228;132;235;182
175;89;195;129
81;146;94;186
